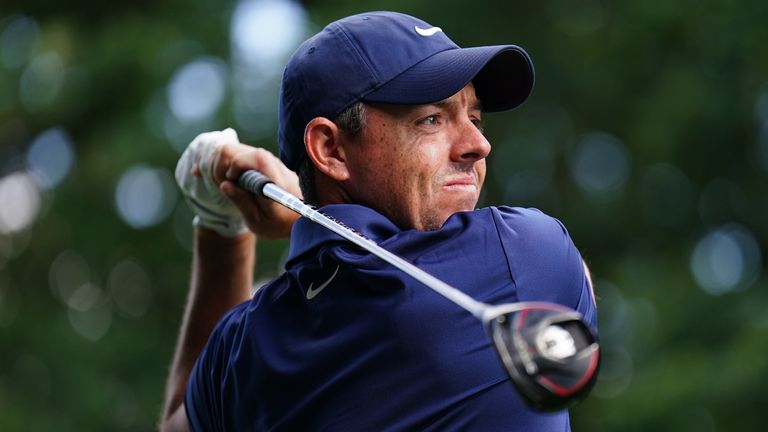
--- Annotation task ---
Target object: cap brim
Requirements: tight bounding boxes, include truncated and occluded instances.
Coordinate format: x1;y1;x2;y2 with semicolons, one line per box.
362;45;534;112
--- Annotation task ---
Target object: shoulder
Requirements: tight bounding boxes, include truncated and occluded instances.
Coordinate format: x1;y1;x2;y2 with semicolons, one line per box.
488;205;575;262
486;206;587;302
491;205;566;230
483;206;573;251
208;301;251;345
401;206;572;268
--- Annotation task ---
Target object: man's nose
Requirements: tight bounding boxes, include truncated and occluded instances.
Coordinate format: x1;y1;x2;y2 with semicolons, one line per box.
451;119;491;163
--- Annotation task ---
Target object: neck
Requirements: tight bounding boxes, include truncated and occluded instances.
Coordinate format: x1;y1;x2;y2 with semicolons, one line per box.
313;169;354;207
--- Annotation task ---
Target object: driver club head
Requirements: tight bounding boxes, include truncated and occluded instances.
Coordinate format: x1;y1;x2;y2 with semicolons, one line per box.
482;302;600;411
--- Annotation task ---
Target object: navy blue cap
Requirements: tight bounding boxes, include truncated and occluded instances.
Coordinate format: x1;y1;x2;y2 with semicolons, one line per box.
278;11;535;171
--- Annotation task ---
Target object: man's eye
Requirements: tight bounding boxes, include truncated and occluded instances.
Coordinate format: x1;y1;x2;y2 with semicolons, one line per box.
472;118;485;132
421;115;438;125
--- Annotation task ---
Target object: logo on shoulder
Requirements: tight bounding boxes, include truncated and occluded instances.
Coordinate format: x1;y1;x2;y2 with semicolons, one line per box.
306;265;340;300
414;26;443;37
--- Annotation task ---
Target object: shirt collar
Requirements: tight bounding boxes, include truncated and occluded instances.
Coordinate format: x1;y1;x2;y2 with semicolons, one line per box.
286;204;402;267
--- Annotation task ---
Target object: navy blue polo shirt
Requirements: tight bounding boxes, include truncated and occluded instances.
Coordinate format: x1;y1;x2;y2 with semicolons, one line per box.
185;204;597;431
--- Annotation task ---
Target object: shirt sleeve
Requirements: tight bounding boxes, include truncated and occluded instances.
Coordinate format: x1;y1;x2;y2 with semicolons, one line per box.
184;304;247;432
491;206;597;331
184;353;212;432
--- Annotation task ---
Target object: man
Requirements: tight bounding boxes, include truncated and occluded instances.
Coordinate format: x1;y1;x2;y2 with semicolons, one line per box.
161;11;597;431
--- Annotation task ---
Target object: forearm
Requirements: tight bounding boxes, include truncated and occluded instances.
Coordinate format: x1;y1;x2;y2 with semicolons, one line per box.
162;227;256;421
163;131;300;430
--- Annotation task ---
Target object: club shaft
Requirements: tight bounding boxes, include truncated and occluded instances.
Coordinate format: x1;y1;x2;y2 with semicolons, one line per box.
239;170;488;319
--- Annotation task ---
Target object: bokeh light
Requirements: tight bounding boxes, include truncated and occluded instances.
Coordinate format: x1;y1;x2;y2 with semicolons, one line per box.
48;249;115;340
593;281;629;343
19;51;65;111
592;346;633;399
690;224;762;295
0;15;39;69
162;102;214;152
49;249;91;307
115;165;178;229
588;280;646;400
67;284;113;342
67;282;103;312
108;259;152;318
569;132;631;197
25;128;75;189
231;0;306;71
0;171;41;234
167;57;227;124
230;0;307;136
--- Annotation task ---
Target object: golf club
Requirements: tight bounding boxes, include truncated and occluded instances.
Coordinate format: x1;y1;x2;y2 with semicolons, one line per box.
239;170;600;411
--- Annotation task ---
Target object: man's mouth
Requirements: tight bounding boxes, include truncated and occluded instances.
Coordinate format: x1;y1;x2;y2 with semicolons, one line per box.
444;174;477;190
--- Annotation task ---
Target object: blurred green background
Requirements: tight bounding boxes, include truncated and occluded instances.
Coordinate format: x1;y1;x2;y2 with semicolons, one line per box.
1;0;767;430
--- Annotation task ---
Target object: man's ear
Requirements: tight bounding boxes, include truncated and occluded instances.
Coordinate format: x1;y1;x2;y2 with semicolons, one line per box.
304;117;350;181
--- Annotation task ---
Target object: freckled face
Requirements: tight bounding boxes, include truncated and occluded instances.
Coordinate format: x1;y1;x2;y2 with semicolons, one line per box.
341;84;491;231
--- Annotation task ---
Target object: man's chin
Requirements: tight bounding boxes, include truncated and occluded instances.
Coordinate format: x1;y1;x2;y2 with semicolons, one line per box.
427;203;478;230
445;197;480;214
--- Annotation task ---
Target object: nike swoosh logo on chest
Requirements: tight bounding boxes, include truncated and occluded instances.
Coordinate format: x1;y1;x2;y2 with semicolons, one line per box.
306;264;340;300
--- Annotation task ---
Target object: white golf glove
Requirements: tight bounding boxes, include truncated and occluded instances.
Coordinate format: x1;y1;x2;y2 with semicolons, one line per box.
175;128;249;237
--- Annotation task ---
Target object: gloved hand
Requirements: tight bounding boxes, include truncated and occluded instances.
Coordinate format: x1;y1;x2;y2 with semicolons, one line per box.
175;128;249;237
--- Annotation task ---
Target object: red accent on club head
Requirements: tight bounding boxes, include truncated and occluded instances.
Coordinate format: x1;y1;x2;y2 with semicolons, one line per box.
535;347;600;397
516;309;529;330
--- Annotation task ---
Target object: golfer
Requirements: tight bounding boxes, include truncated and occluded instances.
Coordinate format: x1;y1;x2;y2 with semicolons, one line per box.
161;11;597;431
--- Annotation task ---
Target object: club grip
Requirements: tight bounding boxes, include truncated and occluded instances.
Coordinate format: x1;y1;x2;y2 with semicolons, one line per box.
238;170;272;195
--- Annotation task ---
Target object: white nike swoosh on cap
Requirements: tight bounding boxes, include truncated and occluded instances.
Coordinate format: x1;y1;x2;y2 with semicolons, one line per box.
414;25;443;36
306;264;340;300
